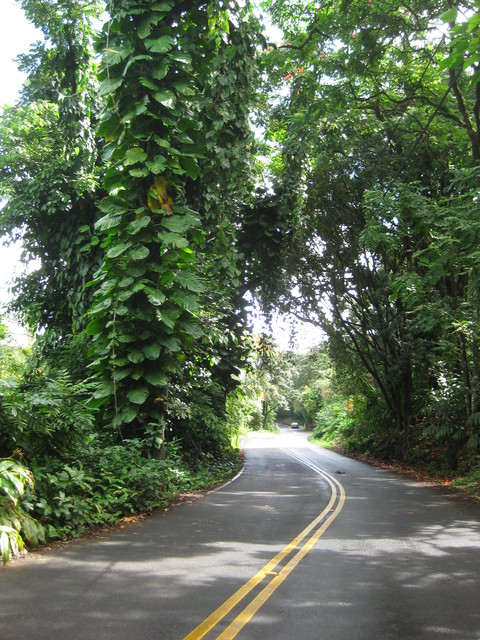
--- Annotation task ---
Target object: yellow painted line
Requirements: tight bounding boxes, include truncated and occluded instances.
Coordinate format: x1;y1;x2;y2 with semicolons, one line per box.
183;491;336;640
217;476;346;639
183;450;345;640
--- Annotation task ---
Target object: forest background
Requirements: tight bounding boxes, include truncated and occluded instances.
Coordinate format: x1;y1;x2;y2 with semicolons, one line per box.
0;0;479;565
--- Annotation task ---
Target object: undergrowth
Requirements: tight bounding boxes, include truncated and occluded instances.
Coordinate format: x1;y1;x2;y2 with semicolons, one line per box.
24;438;242;541
309;394;480;500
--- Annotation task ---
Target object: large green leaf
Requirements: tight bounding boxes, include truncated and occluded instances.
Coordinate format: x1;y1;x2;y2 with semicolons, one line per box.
127;349;145;364
125;264;147;277
157;335;181;352
156;306;181;329
150;60;170;81
173;81;196;96
98;196;130;216
169;51;191;65
143;342;161;359
143;370;168;386
128;245;150;260
177;117;200;132
118;405;139;424
124;147;148;166
127;386;149;404
129;167;150;178
145;36;175;53
89;297;113;314
127;216;151;234
140;76;160;91
85;318;105;336
177;247;195;262
138;14;164;39
122;54;153;76
157;231;189;247
178;319;203;339
93;381;115;399
180;156;201;179
145;288;166;306
114;365;134;381
440;7;458;22
106;243;131;259
98;77;123;97
103;46;134;65
153;90;177;109
174;270;204;292
171;290;198;311
117;333;138;343
153;1;174;10
162;212;198;233
146;155;167;174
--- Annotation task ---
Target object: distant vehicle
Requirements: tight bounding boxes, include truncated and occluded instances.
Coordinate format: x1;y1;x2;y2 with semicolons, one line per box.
290;422;299;429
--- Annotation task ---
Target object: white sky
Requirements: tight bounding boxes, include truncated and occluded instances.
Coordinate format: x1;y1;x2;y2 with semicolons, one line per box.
0;1;40;343
0;2;324;351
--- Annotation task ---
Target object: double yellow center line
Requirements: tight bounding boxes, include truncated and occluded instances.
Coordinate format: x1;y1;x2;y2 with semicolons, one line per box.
184;448;346;640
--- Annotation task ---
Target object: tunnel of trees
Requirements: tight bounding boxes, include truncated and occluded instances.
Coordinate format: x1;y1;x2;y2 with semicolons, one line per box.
0;0;479;562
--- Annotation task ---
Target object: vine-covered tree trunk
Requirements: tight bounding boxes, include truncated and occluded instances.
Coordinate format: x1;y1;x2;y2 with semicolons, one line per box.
87;0;260;447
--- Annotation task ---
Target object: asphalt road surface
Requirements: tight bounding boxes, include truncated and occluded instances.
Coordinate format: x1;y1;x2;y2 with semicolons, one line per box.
1;428;479;640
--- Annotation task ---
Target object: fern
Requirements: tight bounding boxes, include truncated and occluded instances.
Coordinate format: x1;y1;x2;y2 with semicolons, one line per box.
466;412;480;428
466;432;480;452
0;457;45;565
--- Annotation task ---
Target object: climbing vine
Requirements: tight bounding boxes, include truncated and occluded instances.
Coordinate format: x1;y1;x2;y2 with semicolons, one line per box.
87;0;260;448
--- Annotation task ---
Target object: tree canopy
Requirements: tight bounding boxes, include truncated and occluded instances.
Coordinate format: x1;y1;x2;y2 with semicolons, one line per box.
249;0;480;458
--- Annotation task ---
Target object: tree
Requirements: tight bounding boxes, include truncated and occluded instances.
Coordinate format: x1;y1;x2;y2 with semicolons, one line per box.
86;0;261;452
0;1;102;360
0;0;262;458
250;0;480;460
0;1;263;541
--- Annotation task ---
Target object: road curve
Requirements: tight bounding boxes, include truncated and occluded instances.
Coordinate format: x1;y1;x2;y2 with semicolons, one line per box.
1;428;479;640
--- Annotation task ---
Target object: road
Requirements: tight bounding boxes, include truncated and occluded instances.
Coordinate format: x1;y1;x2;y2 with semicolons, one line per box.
1;428;479;639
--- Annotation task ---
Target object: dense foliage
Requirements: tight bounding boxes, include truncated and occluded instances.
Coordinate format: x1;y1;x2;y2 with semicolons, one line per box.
1;0;480;562
87;0;259;453
250;0;480;467
0;0;260;561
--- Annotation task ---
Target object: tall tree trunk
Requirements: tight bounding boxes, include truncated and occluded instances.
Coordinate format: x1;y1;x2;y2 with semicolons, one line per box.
458;331;473;418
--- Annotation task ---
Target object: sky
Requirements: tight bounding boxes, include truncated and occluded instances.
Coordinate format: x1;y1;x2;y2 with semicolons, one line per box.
0;1;40;343
0;2;325;352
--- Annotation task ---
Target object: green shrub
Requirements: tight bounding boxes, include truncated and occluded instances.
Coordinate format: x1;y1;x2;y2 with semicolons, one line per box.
313;394;353;441
27;436;242;539
29;439;169;538
451;458;480;498
0;370;97;459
